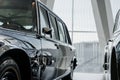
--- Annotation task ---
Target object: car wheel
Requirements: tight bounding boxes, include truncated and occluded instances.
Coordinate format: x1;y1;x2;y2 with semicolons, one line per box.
111;53;119;80
0;58;21;80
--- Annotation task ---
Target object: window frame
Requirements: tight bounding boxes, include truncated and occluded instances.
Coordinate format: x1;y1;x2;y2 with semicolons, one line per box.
38;3;51;38
56;18;67;43
37;1;72;45
48;13;59;40
63;23;72;44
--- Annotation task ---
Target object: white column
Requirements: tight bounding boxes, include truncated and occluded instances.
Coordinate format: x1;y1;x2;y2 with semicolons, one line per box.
40;0;47;4
40;0;55;10
91;0;114;53
46;0;55;10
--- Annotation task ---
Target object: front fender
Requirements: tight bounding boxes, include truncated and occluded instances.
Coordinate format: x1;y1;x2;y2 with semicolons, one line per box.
0;44;33;80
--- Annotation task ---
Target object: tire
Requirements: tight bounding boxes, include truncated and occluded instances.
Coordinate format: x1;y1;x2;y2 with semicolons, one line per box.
0;57;21;80
111;53;119;80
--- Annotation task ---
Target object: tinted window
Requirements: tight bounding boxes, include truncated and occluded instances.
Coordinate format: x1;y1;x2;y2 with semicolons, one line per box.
49;14;58;40
0;1;37;33
39;6;50;37
57;20;66;42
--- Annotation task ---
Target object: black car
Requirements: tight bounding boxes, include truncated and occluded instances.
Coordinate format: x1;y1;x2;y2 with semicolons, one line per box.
0;0;77;80
103;10;120;80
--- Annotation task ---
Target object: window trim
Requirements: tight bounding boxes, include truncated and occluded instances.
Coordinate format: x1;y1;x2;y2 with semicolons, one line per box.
48;13;59;40
37;1;72;45
63;23;72;45
38;4;51;38
56;18;67;43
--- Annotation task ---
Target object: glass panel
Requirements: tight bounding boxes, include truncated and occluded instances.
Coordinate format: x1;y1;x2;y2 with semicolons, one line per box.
49;15;58;40
73;0;96;31
73;32;98;43
39;6;50;37
0;0;37;33
64;24;72;44
74;42;102;73
57;20;65;42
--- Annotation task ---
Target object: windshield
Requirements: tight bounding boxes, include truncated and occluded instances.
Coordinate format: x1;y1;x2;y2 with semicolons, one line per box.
0;0;37;33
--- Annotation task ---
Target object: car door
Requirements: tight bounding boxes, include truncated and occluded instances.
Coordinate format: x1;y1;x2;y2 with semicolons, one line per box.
55;19;75;77
38;3;60;80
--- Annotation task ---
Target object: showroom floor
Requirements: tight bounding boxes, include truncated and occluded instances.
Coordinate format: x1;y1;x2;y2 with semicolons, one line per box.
73;72;105;80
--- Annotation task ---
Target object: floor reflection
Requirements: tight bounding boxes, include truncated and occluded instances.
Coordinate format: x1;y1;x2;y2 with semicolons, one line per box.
73;72;105;80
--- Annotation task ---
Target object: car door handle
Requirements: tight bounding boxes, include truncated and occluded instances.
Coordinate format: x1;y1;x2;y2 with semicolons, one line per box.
55;43;59;49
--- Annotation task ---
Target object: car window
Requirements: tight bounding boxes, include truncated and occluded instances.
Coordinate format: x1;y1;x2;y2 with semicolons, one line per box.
0;1;37;33
116;42;120;52
63;24;72;44
113;10;120;33
39;6;50;37
57;20;66;43
49;14;58;40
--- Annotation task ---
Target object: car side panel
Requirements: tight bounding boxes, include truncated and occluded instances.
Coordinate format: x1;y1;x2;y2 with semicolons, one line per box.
40;38;61;80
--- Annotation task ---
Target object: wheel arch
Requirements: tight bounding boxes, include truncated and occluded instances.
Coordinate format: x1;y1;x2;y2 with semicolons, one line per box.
0;49;32;80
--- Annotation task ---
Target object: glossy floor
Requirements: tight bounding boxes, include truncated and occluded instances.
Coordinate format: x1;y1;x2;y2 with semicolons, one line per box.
73;72;105;80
